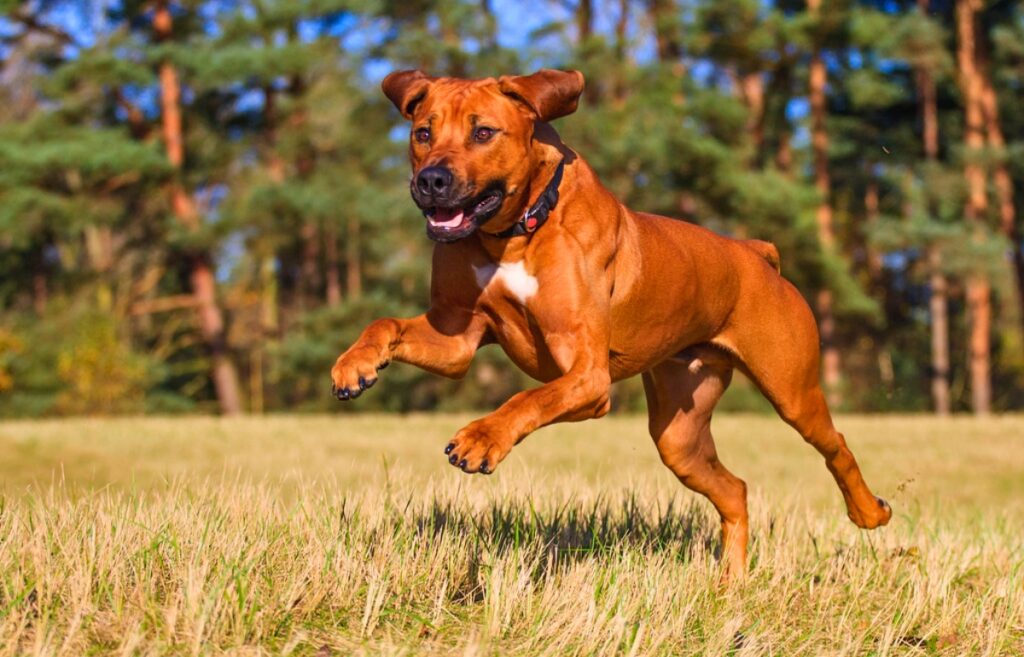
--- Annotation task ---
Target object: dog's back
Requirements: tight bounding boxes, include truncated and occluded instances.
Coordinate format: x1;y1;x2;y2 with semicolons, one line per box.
741;239;781;273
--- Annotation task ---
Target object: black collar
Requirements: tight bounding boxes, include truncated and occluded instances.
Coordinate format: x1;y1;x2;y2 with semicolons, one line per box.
489;159;565;239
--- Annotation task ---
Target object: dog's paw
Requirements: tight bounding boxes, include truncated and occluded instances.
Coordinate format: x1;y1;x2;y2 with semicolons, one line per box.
443;421;513;474
330;347;389;401
848;496;892;530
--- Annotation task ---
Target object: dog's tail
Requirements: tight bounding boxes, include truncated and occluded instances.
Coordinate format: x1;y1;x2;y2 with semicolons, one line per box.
743;239;781;273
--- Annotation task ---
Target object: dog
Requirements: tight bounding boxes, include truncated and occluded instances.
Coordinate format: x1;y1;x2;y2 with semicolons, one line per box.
330;69;891;577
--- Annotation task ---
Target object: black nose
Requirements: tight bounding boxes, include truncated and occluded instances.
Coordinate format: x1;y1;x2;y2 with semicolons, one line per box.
416;166;453;197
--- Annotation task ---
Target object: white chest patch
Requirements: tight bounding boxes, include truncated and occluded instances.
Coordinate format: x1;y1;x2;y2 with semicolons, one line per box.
473;261;538;304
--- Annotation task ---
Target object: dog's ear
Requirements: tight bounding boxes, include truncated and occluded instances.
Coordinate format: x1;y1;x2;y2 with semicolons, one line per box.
381;70;433;119
498;69;585;122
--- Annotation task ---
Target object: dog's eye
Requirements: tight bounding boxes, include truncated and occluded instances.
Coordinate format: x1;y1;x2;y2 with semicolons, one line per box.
414;127;431;144
473;127;496;143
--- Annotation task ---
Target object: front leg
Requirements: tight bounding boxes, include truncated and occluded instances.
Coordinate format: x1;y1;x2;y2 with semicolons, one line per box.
445;357;611;473
331;308;485;401
445;252;613;474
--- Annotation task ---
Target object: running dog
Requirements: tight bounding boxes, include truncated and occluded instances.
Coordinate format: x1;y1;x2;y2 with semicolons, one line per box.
330;69;891;576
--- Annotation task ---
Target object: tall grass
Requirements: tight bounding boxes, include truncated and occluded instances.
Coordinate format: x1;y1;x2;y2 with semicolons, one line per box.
0;415;1021;655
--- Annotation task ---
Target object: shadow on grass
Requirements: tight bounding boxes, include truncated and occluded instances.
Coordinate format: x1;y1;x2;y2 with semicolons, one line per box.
401;495;721;602
411;494;714;566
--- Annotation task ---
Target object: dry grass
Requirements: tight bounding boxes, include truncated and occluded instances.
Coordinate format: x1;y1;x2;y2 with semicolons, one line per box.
0;414;1022;655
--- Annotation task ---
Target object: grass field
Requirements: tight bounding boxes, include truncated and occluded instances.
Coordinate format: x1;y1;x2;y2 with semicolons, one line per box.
0;414;1022;656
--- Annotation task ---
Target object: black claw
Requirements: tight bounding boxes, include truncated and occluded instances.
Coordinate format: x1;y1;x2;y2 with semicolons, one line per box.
377;361;390;370
348;388;362;399
364;377;377;389
358;376;368;391
459;459;468;470
479;460;489;474
449;454;459;465
331;383;337;395
337;388;350;400
444;443;455;455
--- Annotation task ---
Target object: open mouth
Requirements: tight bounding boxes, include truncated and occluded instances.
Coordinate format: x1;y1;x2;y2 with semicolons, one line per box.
423;190;504;242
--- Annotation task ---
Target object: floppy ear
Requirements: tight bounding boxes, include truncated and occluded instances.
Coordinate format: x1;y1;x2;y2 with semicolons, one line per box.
498;69;585;122
381;70;433;119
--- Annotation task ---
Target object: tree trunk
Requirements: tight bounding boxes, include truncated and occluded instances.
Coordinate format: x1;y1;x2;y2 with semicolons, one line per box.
865;166;895;400
346;217;362;300
301;222;321;306
776;130;792;174
253;253;277;415
32;252;47;317
249;347;263;415
808;0;842;407
917;0;951;415
919;72;938;162
863;172;882;281
576;0;593;43
956;0;991;415
919;81;951;416
576;0;600;104
325;223;342;307
263;87;287;182
766;54;794;173
978;51;1024;340
613;0;630;104
928;247;951;415
260;254;278;336
966;277;992;413
191;257;243;414
155;0;242;415
739;71;765;158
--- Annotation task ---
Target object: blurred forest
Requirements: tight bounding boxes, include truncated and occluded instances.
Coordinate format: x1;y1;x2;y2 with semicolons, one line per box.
1;0;1023;416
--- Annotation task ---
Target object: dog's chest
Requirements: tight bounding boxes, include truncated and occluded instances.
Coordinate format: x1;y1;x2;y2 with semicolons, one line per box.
472;260;559;380
473;261;538;304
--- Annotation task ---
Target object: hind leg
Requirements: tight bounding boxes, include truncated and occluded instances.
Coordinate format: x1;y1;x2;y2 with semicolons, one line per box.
723;284;891;529
773;384;891;528
643;349;748;578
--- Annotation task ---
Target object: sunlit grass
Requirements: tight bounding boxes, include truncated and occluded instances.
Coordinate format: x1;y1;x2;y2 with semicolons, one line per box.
0;414;1022;655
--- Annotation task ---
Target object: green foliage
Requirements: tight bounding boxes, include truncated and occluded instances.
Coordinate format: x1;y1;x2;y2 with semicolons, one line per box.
54;312;151;415
275;295;426;412
845;68;905;110
0;328;22;394
46;51;154;92
0;307;156;417
1;0;1023;416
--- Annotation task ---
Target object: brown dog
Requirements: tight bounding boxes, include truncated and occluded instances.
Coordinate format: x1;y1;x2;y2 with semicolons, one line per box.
331;69;891;577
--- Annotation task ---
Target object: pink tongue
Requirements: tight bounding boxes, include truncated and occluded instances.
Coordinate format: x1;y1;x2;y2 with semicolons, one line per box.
430;208;465;229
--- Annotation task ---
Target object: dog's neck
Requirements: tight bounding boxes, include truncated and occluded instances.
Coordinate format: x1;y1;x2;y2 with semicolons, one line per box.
476;124;581;261
477;156;568;260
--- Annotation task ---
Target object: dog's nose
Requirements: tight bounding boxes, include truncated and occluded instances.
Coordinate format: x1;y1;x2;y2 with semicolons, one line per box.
416;166;453;197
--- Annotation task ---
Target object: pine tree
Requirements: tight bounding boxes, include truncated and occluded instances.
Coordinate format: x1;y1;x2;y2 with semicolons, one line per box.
907;0;953;414
3;0;1024;415
806;0;844;406
956;0;993;414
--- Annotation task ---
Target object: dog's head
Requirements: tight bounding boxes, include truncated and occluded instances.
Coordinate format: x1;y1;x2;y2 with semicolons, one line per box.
382;69;584;242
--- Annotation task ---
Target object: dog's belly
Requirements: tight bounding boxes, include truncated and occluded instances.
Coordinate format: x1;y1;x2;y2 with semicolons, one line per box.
490;317;710;383
484;300;715;383
606;321;716;380
600;213;749;377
